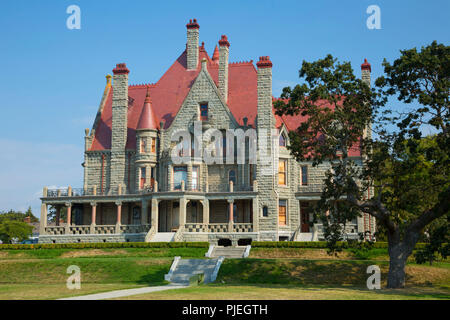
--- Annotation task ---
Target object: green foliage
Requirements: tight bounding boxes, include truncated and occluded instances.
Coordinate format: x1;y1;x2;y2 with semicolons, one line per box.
415;221;449;265
0;220;34;244
251;241;426;249
0;207;38;224
0;241;209;250
274;42;449;288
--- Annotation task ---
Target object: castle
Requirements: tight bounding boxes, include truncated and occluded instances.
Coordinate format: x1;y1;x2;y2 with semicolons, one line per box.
38;19;376;244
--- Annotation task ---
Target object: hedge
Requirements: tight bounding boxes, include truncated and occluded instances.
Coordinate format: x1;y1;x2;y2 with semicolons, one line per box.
0;241;209;250
251;241;428;250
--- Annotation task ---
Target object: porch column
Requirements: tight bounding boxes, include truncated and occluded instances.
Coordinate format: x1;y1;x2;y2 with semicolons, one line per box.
141;199;149;225
90;202;97;234
179;197;187;229
228;199;234;232
65;202;72;234
151;198;159;231
252;198;259;232
115;201;122;233
39;203;48;235
202;199;209;227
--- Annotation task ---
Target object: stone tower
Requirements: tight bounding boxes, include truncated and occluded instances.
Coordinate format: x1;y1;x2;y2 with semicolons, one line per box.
256;56;278;240
110;63;130;193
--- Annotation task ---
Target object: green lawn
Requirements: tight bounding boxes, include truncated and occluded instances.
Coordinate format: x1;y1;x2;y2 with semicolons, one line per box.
0;246;448;300
114;284;450;300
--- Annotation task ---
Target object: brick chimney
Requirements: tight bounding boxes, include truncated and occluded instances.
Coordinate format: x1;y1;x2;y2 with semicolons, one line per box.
361;58;371;87
110;63;130;191
186;19;200;70
218;35;230;103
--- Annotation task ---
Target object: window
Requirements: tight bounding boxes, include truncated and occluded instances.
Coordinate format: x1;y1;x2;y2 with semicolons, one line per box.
140;167;146;189
200;103;208;121
192;166;199;190
249;164;254;185
279;200;287;225
279;133;286;147
173;166;187;190
262;206;268;217
301;166;308;186
278;160;287;185
229;169;236;185
151;137;156;153
140;138;147;153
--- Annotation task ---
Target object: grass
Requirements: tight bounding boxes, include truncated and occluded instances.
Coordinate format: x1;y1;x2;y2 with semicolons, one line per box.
216;258;450;288
0;246;449;300
114;284;450;300
0;247;209;299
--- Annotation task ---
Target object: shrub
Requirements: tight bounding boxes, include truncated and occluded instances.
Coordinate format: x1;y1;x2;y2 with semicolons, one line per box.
0;241;209;250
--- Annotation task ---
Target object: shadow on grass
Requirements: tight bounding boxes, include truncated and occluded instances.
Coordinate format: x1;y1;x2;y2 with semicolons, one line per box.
216;259;448;290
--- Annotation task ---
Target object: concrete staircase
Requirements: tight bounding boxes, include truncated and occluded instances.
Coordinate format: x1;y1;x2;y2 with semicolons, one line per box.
210;246;247;258
167;259;220;285
150;232;175;242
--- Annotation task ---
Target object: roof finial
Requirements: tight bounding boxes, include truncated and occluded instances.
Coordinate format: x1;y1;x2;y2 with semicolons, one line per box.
145;86;151;104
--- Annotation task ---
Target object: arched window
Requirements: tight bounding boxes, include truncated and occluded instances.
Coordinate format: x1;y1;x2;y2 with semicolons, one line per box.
229;169;236;185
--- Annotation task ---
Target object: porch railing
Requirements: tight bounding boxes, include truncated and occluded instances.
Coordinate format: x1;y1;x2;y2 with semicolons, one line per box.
185;223;254;233
233;223;253;232
44;226;65;235
119;224;151;234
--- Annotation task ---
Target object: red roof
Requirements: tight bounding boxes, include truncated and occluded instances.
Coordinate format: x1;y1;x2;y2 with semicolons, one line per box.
89;47;361;157
137;87;159;130
90;47;258;151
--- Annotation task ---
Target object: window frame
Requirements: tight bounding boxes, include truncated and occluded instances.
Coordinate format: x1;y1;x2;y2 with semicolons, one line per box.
301;165;308;186
173;166;188;190
200;103;208;121
278;159;287;186
140;167;147;189
278;199;288;226
192;166;199;191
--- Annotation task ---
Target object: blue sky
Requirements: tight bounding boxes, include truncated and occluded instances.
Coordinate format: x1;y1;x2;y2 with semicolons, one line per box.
0;0;448;217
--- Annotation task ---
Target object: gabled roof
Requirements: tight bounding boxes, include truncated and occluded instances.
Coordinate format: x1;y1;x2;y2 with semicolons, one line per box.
90;47;258;151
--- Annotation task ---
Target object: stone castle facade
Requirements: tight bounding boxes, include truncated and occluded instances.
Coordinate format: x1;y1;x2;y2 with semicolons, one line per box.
39;19;376;244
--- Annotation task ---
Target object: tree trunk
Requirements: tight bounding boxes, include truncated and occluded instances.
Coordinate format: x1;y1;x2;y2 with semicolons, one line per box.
387;245;408;288
387;229;419;288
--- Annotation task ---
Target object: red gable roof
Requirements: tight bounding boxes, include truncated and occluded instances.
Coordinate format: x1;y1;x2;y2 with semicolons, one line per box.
89;47;361;157
90;47;258;151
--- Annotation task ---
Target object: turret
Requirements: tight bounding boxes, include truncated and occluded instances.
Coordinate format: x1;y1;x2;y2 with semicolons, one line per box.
135;87;159;192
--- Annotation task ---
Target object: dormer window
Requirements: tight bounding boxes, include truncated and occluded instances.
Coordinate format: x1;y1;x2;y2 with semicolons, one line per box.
200;103;208;121
279;133;286;147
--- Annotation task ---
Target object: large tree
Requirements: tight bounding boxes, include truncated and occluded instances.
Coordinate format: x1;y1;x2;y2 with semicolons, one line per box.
274;41;449;288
